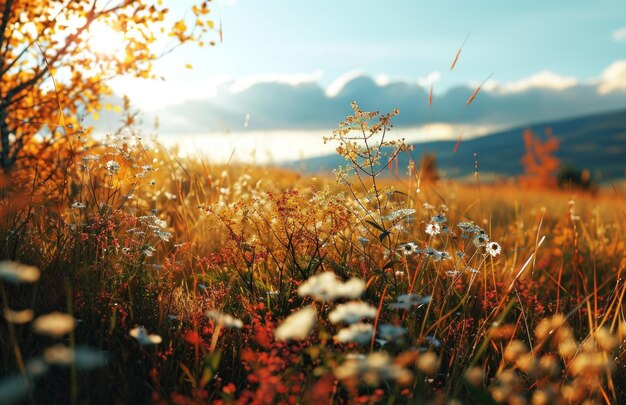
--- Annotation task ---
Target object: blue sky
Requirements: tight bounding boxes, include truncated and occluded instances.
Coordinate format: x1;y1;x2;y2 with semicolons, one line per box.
97;1;626;161
132;0;626;101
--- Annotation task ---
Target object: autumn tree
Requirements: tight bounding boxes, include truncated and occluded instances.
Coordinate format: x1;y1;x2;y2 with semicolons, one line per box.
520;128;560;188
419;152;439;183
0;0;215;170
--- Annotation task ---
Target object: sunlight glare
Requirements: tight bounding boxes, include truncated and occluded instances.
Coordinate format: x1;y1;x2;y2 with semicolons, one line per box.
87;20;126;60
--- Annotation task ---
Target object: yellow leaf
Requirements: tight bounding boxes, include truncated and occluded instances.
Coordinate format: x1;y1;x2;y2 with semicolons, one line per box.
185;63;193;69
92;112;100;121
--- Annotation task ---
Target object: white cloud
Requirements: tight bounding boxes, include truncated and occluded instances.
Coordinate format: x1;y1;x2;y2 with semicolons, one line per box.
374;74;390;86
325;70;365;97
484;71;577;93
598;60;626;94
109;75;234;111
417;71;442;87
611;27;626;42
229;71;323;93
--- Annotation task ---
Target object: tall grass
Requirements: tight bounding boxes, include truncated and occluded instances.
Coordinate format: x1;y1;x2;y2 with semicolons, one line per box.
0;103;625;404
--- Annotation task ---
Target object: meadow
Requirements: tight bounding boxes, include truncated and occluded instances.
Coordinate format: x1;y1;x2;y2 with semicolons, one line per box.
1;102;625;404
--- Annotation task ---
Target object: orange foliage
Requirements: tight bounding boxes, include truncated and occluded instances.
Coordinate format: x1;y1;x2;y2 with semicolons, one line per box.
520;128;561;188
0;0;215;169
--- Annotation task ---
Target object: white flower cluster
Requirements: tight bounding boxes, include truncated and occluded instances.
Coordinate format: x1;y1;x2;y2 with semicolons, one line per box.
297;272;365;302
334;352;412;386
206;310;244;329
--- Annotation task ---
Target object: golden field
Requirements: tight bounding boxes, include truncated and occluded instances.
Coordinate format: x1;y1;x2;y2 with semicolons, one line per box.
1;106;626;404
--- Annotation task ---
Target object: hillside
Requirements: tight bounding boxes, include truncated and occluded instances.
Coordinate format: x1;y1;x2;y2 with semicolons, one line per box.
294;108;626;182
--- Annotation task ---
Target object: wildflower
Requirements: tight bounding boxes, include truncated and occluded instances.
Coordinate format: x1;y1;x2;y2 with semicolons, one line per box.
472;233;489;247
595;327;619;351
32;312;76;337
155;229;171;242
206;310;244;329
424;247;442;261
275;306;316;340
378;324;407;341
329;301;377;324
129;326;162;345
142;246;156;257
472;225;487;234
417;352;440;376
105;160;120;175
0;261;40;284
438;251;450;260
149;179;156;186
334;322;374;344
465;367;485;387
487;241;502;257
390;294;431;310
425;335;441;348
425;222;441;236
457;221;475;233
297;272;365;302
445;270;461;277
431;214;446;223
25;358;49;378
504;340;528;363
358;236;369;245
334;351;412;386
397;242;420;256
383;208;416;223
71;202;87;209
3;309;33;324
43;345;75;366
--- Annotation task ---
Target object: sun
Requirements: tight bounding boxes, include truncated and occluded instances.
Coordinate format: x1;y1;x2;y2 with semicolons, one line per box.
86;20;126;60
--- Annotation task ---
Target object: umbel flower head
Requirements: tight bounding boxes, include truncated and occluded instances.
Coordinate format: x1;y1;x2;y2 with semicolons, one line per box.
334;322;374;344
334;351;412;386
32;312;76;337
206;310;244;329
275;306;317;340
329;301;377;324
298;272;365;302
0;261;40;284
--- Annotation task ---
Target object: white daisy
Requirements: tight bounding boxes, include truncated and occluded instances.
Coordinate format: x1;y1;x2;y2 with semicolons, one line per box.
487;242;502;257
472;233;489;247
425;222;441;236
397;242;420;256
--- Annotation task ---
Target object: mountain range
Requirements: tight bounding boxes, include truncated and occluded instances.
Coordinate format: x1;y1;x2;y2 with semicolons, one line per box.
292;108;626;183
